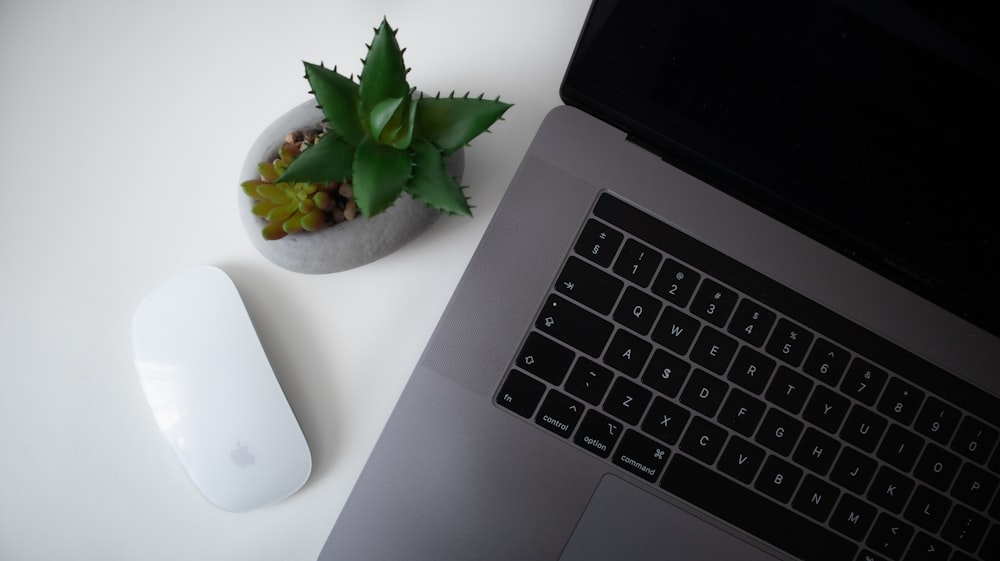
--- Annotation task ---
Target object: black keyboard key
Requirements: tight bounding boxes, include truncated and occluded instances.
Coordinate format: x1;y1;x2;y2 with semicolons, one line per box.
867;465;915;514
831;446;879;495
866;512;913;560
765;365;814;414
876;424;924;472
689;325;738;375
793;427;841;476
979;525;1000;561
756;407;803;456
534;390;584;438
690;278;737;327
802;338;850;387
496;370;545;418
765;318;814;367
612;238;662;287
555;255;624;315
904;533;950;561
903;485;951;533
727;298;776;347
574;218;623;267
755;454;803;503
651;258;700;307
841;404;889;453
841;358;888;406
878;377;925;426
535;294;613;357
641;396;690;445
564;357;614;405
641;348;690;397
612;286;662;335
717;436;766;483
792;474;841;523
951;462;999;511
515;332;575;385
613;429;670;482
651;306;700;355
603;328;652;378
803;384;850;434
718;388;766;437
602;377;652;425
940;504;988;554
727;346;776;395
573;409;623;459
913;442;961;492
950;415;999;464
679;369;729;417
830;493;877;541
678;416;728;465
661;454;858;560
913;396;961;445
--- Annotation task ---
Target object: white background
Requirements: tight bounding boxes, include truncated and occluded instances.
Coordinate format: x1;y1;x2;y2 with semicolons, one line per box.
0;1;591;559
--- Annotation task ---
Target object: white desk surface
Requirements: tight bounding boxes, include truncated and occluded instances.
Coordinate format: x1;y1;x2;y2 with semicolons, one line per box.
0;1;591;559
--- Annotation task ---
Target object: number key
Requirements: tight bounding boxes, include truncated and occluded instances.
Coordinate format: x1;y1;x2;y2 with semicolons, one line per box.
764;318;814;367
613;239;662;287
877;377;924;425
727;298;776;347
651;258;700;307
914;396;960;444
840;358;888;406
690;278;738;328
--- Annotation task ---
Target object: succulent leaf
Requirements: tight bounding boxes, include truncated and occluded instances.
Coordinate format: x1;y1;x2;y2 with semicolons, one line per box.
301;209;326;231
352;136;411;216
369;96;406;142
358;19;409;122
278;133;355;184
415;95;512;154
303;62;364;145
241;179;267;197
262;220;287;240
258;162;280;182
406;139;471;216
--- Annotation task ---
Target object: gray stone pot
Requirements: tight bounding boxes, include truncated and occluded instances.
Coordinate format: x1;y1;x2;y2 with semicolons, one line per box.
238;99;464;274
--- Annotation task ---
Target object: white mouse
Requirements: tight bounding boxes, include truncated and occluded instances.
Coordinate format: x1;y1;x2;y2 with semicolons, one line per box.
131;265;312;512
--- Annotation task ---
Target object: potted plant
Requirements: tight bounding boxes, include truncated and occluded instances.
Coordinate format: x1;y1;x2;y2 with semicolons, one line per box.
239;17;512;273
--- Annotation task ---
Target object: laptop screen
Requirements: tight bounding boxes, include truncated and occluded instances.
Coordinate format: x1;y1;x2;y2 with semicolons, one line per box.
561;0;1000;337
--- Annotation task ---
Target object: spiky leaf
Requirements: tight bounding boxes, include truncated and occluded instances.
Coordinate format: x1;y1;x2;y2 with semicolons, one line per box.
304;62;364;145
406;139;471;216
352;137;411;216
278;133;355;184
369;96;405;142
416;95;512;154
358;19;409;121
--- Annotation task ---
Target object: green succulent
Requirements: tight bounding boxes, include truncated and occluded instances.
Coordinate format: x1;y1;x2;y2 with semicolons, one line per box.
276;18;512;218
242;142;340;240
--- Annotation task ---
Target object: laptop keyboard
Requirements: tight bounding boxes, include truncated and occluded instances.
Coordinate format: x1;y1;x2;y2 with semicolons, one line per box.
496;192;1000;561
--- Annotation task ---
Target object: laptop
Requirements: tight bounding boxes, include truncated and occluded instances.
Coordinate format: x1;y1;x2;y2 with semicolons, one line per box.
318;1;1000;559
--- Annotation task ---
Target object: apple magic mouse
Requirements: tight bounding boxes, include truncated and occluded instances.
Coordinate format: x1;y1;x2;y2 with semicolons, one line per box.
131;265;312;512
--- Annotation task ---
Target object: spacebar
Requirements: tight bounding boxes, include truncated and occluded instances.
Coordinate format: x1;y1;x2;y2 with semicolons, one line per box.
660;456;856;561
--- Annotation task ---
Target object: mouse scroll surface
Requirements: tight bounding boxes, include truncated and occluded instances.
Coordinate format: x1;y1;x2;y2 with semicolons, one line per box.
132;266;311;512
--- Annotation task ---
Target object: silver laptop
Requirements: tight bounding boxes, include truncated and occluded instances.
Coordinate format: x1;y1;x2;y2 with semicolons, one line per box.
318;1;1000;559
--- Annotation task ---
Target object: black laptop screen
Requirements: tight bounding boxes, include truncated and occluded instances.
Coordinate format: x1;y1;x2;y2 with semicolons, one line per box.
562;0;1000;336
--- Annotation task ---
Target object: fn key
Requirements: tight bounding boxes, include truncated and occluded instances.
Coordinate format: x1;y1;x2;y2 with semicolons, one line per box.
496;370;545;418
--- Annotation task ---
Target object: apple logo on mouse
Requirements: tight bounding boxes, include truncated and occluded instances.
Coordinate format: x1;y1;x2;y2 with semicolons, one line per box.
230;441;256;468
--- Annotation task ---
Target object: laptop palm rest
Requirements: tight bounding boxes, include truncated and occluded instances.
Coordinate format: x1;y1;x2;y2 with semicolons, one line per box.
559;475;779;561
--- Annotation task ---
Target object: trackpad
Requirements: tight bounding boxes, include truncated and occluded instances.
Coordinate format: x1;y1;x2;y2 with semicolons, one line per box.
558;475;780;561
